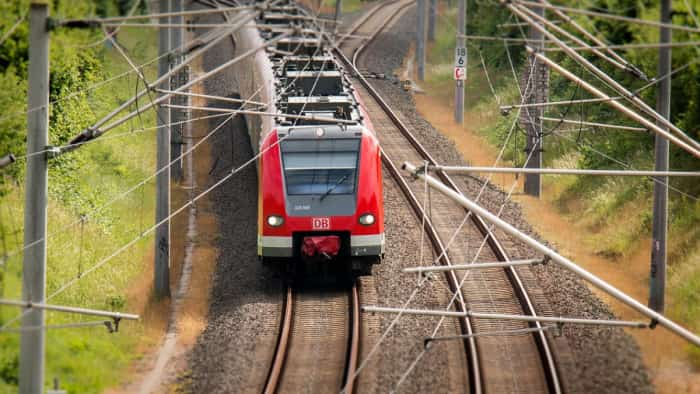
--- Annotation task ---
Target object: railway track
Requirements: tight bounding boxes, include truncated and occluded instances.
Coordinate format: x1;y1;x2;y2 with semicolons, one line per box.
263;282;360;394
333;2;562;393
204;1;560;392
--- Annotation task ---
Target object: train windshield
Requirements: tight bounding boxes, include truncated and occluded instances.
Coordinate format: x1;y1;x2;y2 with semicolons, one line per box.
281;139;360;196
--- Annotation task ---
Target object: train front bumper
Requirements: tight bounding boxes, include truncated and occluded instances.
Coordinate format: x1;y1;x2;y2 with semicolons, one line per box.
258;233;385;258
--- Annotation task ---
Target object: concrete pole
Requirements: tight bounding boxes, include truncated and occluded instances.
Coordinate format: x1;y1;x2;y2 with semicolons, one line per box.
428;0;437;41
523;3;545;197
20;2;49;393
334;0;342;26
170;0;183;182
649;0;671;313
416;0;426;81
454;0;465;123
155;0;171;298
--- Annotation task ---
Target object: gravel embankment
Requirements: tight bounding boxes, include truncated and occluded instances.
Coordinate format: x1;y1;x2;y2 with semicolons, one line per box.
360;6;653;393
182;6;283;393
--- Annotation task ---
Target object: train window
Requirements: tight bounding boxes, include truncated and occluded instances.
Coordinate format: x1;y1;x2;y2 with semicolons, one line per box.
281;139;360;196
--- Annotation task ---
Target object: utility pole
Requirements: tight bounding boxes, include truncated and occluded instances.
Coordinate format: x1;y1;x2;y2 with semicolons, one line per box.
416;0;426;81
20;2;49;393
454;0;465;123
155;0;171;298
428;0;436;41
170;0;183;182
334;0;342;26
522;3;547;197
649;0;671;313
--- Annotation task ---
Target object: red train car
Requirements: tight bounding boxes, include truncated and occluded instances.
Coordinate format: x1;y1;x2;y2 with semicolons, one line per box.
231;6;384;273
257;125;384;271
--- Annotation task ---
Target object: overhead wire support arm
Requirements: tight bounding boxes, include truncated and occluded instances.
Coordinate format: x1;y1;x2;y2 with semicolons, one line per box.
526;47;700;158
428;165;700;177
0;298;139;321
536;0;647;80
515;4;645;80
402;161;700;346
539;116;648;132
362;306;651;328
513;0;700;34
503;2;700;155
403;258;546;274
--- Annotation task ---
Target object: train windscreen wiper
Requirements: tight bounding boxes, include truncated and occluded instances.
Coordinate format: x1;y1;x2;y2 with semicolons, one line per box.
319;174;349;201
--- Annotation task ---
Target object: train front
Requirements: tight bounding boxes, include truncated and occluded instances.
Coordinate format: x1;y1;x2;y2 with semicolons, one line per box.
258;125;384;272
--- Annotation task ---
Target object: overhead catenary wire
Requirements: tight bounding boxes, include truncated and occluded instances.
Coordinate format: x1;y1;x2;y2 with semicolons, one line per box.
0;12;314;273
513;0;700;34
506;2;700;156
0;12;27;47
56;0;143;50
0;17;232;126
500;55;700;112
67;8;264;144
527;47;700;158
538;0;646;80
61;4;255;24
3;9;332;330
71;29;289;147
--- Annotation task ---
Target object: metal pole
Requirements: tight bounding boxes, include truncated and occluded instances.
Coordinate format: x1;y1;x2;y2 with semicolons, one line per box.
416;0;426;81
523;2;546;197
402;161;700;346
649;0;671;313
428;0;436;41
20;2;49;393
170;0;183;182
155;0;171;298
454;0;465;123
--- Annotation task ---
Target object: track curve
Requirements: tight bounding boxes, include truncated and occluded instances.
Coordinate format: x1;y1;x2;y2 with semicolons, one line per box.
334;2;562;393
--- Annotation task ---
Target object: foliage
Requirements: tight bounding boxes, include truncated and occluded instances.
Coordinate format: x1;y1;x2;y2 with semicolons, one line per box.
0;0;157;392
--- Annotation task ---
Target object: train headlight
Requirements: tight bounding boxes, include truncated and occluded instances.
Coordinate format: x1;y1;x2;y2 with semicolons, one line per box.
359;214;375;226
267;215;284;227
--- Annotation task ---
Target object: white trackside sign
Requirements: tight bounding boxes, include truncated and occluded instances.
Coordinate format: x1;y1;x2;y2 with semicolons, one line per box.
454;46;467;80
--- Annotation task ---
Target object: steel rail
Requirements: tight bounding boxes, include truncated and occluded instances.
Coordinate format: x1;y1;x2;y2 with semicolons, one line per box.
344;283;361;394
333;5;483;393
350;0;413;67
335;6;561;392
263;285;293;394
262;282;361;394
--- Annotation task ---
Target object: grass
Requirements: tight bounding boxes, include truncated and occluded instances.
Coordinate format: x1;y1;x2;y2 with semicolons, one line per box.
322;0;366;14
0;26;159;393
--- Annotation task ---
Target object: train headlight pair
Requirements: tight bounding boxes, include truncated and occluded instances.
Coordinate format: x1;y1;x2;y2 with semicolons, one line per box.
359;214;375;226
267;215;284;227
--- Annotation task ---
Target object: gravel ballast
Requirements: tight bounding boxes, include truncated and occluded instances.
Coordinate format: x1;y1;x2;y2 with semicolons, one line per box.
359;5;654;393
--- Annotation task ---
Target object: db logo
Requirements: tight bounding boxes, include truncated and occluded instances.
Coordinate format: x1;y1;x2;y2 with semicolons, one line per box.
312;217;330;230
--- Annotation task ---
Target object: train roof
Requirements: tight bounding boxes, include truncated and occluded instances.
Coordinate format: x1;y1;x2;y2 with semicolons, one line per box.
255;2;364;131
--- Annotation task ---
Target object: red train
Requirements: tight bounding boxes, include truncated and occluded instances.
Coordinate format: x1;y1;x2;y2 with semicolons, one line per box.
232;6;384;273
